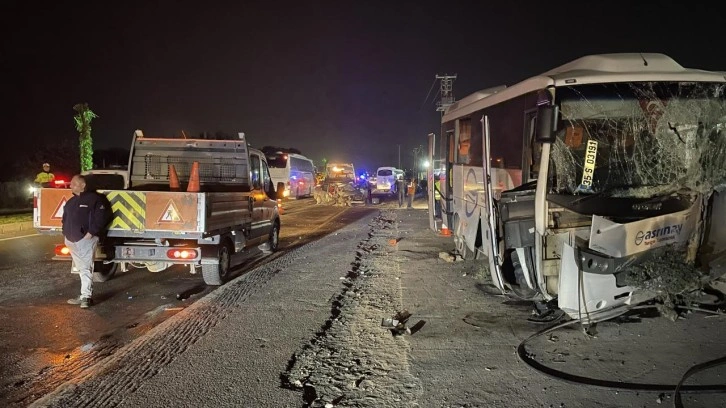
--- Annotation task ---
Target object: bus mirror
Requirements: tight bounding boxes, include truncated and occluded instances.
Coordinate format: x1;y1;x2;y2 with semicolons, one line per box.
535;105;558;143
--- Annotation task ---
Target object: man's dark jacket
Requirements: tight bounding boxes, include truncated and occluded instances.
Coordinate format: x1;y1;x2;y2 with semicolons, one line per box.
62;192;111;243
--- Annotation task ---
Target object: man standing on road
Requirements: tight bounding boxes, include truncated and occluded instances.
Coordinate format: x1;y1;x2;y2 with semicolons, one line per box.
62;175;110;308
433;174;443;219
406;178;417;208
396;175;406;208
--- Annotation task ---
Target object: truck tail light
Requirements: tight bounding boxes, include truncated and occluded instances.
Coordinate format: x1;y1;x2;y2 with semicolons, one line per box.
54;244;71;256
166;249;198;259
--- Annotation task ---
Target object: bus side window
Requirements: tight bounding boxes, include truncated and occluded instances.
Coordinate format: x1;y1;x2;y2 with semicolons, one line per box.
457;118;471;164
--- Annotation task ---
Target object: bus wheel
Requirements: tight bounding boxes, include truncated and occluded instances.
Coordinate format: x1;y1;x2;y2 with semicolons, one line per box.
510;251;538;299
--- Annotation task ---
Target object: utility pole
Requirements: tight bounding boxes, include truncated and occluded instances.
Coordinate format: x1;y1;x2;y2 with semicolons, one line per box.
398;144;401;169
435;74;457;116
412;145;424;179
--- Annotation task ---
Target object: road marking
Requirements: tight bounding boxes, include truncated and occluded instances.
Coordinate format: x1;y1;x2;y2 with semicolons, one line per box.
0;233;41;242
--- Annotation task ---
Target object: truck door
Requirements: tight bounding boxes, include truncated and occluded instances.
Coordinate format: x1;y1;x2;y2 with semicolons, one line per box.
249;153;275;242
259;158;278;222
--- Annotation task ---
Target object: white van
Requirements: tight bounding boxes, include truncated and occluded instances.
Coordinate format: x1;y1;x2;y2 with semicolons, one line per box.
82;168;129;190
372;166;403;196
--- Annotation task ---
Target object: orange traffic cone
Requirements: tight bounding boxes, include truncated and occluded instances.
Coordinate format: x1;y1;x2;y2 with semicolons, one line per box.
440;223;452;236
187;161;200;192
169;164;180;191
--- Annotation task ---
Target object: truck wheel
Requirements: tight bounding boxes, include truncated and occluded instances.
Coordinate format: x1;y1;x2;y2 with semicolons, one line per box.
93;261;118;282
202;244;231;286
267;221;279;252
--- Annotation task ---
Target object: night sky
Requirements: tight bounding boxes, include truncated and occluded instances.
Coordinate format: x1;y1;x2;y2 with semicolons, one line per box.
4;1;726;176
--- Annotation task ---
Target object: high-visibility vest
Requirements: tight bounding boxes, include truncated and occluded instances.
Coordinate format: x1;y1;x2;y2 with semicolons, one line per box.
35;171;55;184
434;180;441;200
407;181;416;195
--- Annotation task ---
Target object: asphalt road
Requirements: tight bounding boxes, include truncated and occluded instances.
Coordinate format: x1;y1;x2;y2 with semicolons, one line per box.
0;198;376;407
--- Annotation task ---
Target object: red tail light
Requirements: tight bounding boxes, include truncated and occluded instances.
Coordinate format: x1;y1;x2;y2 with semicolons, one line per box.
54;244;71;256
166;249;198;259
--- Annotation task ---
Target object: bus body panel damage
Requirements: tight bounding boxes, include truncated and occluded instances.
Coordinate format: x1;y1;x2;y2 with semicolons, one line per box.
433;53;726;323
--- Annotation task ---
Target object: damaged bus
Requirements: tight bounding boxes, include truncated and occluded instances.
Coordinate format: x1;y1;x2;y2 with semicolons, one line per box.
437;53;726;323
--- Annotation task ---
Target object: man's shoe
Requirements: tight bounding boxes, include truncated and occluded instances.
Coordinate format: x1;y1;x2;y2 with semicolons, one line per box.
67;296;93;308
67;296;82;305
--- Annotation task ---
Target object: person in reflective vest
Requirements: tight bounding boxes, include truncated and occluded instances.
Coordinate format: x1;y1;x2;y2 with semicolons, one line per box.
34;163;55;187
433;174;442;218
406;178;417;208
396;175;406;208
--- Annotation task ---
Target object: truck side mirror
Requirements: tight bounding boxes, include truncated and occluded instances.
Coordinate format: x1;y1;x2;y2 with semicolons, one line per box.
276;182;286;200
535;105;558;143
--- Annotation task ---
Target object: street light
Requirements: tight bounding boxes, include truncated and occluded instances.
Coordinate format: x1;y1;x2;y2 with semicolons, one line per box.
422;160;430;168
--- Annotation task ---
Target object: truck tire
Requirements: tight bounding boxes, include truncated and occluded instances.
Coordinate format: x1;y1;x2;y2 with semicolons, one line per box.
263;221;280;253
93;261;118;282
202;244;231;286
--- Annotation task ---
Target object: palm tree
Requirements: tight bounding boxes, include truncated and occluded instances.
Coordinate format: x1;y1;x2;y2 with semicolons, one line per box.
73;103;98;172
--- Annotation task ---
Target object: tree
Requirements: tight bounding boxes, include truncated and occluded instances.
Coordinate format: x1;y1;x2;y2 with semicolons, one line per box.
73;103;98;172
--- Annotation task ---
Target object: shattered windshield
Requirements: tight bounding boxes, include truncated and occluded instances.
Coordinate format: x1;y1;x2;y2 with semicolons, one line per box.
549;82;726;198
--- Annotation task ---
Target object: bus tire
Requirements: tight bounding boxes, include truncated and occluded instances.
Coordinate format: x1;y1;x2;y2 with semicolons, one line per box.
510;251;538;299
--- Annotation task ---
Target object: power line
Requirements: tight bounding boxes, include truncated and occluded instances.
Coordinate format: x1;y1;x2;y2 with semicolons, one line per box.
420;76;438;110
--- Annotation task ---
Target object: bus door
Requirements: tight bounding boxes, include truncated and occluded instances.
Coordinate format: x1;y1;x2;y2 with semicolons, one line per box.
523;110;541;183
481;115;506;292
442;130;455;230
427;133;436;231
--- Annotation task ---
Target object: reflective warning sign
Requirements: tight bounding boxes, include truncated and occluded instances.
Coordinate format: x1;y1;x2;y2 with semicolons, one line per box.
159;200;183;223
108;191;146;230
51;197;67;220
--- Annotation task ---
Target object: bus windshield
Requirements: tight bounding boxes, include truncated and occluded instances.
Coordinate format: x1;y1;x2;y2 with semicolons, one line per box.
550;82;726;198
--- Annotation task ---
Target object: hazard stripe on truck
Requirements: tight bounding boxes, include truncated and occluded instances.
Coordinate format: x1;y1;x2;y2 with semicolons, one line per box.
108;191;146;230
